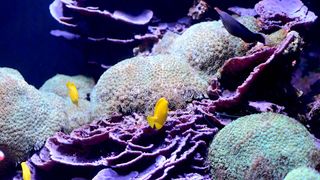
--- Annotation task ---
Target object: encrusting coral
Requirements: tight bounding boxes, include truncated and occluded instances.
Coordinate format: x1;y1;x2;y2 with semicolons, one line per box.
91;54;209;118
208;112;320;179
284;167;320;180
0;68;92;176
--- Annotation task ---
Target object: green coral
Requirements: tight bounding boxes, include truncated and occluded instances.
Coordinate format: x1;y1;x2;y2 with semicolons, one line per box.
0;68;91;175
91;54;208;118
284;167;320;180
40;74;95;100
208;112;320;180
169;16;260;75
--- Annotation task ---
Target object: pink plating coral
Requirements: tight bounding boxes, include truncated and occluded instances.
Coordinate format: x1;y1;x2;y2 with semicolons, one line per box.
200;30;302;113
254;0;317;30
26;106;217;179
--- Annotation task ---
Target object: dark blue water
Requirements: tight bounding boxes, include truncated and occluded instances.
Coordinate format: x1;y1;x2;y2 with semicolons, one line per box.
1;0;319;88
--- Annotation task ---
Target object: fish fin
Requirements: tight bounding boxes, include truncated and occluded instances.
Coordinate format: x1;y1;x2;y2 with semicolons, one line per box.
66;81;72;88
74;99;79;107
154;122;164;130
147;116;157;129
21;162;31;180
215;7;265;44
155;98;167;109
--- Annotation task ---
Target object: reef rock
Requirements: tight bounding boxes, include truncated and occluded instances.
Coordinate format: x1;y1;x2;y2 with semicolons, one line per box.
208;112;320;179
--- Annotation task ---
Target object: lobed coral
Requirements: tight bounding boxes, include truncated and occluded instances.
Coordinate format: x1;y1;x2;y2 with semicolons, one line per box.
284;167;320;180
24;104;218;179
91;54;209;118
40;74;95;100
208;112;320;179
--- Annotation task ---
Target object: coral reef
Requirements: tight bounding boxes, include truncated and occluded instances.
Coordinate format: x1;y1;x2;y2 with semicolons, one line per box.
0;68;67;175
91;14;304;118
204;30;302;112
0;69;92;176
23;104;217;179
208;112;320;179
254;0;318;30
284;167;320;180
169;16;260;75
91;54;208;118
40;74;95;100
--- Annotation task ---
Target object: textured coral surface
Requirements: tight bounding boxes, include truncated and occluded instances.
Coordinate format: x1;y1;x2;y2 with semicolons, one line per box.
0;69;92;176
284;167;320;180
0;68;67;175
91;54;209;118
40;74;95;100
209;112;320;179
169;16;260;76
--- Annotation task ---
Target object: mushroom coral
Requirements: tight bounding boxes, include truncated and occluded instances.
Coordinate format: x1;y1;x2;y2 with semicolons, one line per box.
24;104;218;179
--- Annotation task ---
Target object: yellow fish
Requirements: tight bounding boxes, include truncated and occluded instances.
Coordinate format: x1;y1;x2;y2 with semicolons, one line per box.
66;81;79;106
21;162;31;180
147;97;169;130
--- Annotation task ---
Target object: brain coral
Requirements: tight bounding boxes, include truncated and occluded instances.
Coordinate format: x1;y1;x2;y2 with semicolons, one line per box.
0;68;92;176
0;68;67;175
208;112;320;180
169;16;260;75
91;54;209;118
40;74;95;100
284;167;320;180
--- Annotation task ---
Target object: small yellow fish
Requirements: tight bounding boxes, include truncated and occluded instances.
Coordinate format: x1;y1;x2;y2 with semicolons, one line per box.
66;81;79;106
21;162;31;180
147;97;169;130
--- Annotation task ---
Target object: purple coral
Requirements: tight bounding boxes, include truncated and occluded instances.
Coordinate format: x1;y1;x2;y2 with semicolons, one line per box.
24;105;217;179
202;30;302;113
49;0;196;42
254;0;318;30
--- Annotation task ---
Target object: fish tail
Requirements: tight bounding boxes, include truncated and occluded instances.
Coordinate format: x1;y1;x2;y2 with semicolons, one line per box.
154;122;164;130
147;116;157;129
